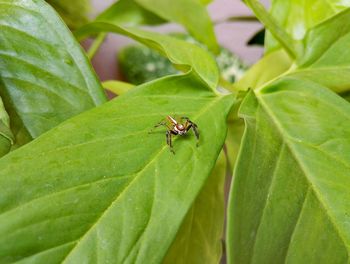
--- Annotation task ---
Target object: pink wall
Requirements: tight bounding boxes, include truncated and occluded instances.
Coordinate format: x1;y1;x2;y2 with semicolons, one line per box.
88;0;267;81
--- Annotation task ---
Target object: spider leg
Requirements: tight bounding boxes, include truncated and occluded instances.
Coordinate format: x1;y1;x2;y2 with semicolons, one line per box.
188;122;200;147
181;117;199;146
181;117;190;123
149;121;172;133
180;117;190;128
166;130;175;154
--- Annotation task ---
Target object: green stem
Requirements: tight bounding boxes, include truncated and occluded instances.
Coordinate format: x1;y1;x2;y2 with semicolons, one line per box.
244;0;297;59
87;33;107;60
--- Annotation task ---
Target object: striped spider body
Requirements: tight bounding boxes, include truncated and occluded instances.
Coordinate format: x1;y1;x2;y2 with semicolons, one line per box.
152;115;199;154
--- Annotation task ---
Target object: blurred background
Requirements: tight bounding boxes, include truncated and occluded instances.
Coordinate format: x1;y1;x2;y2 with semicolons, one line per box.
86;0;268;81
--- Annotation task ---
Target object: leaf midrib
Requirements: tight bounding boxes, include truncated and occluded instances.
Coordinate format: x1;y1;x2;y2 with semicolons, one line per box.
250;142;285;262
13;241;77;264
292;66;350;73
282;186;311;262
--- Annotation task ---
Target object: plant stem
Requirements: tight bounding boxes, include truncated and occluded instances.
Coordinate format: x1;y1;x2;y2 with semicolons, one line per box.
87;33;107;60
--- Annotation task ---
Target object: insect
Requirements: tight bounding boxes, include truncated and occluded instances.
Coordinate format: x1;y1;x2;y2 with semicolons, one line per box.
151;116;199;154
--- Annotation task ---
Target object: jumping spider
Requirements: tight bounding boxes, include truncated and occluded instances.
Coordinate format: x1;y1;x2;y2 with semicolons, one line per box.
152;116;199;154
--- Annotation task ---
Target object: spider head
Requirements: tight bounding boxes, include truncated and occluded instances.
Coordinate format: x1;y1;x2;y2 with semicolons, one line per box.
177;124;184;130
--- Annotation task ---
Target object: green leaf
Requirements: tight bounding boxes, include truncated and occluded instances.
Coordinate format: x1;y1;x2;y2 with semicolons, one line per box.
244;0;298;58
102;80;134;96
91;0;217;52
134;0;218;52
75;23;219;90
0;74;234;263
236;8;350;93
227;78;350;263
266;0;350;54
86;0;166;61
95;0;164;26
0;0;107;147
46;0;91;29
164;151;226;264
287;9;350;94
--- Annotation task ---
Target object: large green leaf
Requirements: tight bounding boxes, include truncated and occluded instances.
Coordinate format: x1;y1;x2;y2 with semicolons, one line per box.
133;0;218;52
287;9;350;94
0;74;234;263
75;23;219;90
0;0;106;147
95;0;164;26
227;78;350;263
266;0;350;54
164;151;226;264
46;0;91;29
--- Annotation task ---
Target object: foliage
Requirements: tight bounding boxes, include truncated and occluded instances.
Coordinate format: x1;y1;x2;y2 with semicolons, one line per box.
0;0;350;263
118;44;178;85
0;0;106;151
45;0;91;29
